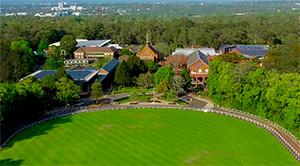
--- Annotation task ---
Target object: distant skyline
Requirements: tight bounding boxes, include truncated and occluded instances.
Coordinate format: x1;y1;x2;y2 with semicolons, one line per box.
1;0;294;5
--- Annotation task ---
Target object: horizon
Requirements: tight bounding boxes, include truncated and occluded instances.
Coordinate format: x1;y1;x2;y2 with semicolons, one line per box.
1;0;294;5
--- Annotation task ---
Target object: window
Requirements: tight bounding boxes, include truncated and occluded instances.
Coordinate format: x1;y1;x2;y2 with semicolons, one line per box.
205;69;209;73
198;69;202;73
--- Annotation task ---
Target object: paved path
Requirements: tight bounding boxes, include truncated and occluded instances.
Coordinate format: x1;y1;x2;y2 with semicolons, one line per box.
1;101;299;161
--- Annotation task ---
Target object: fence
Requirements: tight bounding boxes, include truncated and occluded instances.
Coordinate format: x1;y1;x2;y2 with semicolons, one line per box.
0;104;299;161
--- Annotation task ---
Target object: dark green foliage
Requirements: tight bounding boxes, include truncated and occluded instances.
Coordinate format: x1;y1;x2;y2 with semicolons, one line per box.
0;40;35;82
55;67;68;79
127;56;147;77
60;35;77;59
0;78;45;135
155;42;172;58
121;49;135;57
214;53;247;64
55;77;81;104
208;60;300;138
146;60;159;73
1;14;299;83
0;75;80;135
180;69;192;89
264;36;300;73
136;72;154;89
37;40;48;56
91;82;103;104
114;61;131;87
43;57;64;70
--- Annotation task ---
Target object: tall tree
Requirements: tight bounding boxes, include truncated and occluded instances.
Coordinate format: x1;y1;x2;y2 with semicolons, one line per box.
91;82;103;104
170;75;184;97
154;66;174;85
114;61;131;87
60;35;77;59
136;73;154;89
9;40;35;81
127;56;147;77
55;77;81;104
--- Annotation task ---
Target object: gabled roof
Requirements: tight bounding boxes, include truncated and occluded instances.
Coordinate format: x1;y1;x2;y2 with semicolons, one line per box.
146;45;159;55
172;47;220;57
199;47;220;56
50;39;88;47
33;70;57;79
98;74;107;82
74;47;115;53
102;58;119;74
234;45;269;58
24;68;98;82
220;44;269;58
67;70;98;82
76;40;111;47
172;48;196;57
138;44;159;56
129;45;140;53
187;50;209;68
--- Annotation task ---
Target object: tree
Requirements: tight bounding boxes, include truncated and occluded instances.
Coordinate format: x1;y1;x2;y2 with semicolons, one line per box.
136;73;154;89
156;42;172;58
163;55;187;72
44;46;64;70
155;80;169;97
170;75;184;97
36;29;64;44
127;56;147;77
37;39;48;56
55;77;81;104
146;60;159;73
41;75;58;108
91;82;103;104
177;28;188;47
55;67;69;79
9;40;35;81
180;69;192;89
114;61;131;86
264;36;300;73
43;57;64;70
154;66;174;85
60;35;77;59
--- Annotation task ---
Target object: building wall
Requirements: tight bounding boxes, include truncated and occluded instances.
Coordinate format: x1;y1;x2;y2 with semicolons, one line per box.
137;46;159;61
75;52;114;60
188;60;209;85
74;52;85;59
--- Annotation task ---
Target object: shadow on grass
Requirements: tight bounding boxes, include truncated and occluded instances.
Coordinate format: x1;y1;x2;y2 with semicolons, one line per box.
0;158;23;166
3;116;73;149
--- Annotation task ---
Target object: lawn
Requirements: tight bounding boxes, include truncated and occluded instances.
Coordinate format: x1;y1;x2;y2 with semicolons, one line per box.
115;95;152;104
112;87;150;94
0;108;298;165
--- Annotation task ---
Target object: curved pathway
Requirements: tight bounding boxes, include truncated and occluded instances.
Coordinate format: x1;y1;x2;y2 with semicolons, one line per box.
1;103;299;162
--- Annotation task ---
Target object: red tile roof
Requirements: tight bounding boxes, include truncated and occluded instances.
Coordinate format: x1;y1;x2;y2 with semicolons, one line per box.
74;47;115;53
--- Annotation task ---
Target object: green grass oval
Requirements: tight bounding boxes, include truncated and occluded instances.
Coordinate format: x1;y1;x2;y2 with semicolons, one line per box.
0;108;299;165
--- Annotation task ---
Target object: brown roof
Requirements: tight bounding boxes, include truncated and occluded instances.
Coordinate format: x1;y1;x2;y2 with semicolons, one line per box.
146;44;159;55
74;47;115;53
137;44;159;57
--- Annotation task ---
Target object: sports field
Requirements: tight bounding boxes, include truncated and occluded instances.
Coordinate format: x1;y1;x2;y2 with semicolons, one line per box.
0;108;298;165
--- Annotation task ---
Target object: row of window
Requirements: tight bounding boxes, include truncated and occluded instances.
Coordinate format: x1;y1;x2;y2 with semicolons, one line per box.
65;60;89;64
190;69;209;74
